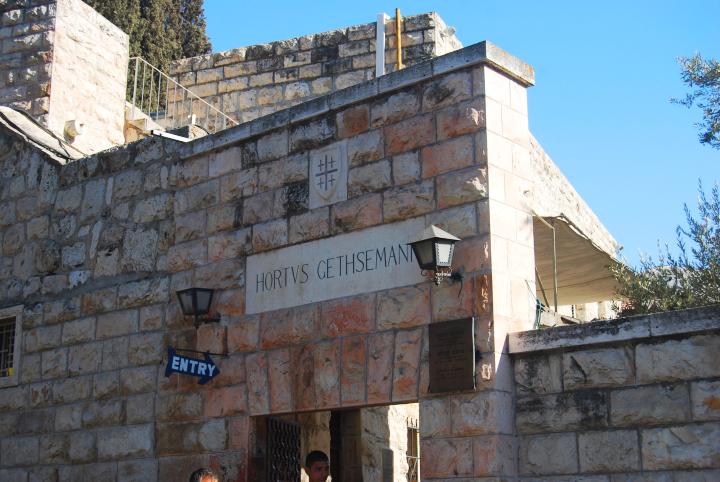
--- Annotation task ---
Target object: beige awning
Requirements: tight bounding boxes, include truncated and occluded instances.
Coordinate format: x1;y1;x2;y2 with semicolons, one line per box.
533;216;619;306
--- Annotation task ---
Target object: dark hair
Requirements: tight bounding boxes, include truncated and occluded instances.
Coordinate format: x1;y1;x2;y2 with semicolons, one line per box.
189;468;219;482
305;450;329;468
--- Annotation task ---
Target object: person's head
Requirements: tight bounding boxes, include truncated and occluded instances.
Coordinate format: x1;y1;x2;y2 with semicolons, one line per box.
304;450;330;482
189;468;219;482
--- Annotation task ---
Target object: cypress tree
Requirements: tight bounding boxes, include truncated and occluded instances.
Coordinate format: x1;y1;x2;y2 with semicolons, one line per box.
86;0;212;71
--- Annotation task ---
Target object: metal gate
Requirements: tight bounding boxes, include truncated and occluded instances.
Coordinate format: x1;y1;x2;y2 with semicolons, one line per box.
267;417;301;482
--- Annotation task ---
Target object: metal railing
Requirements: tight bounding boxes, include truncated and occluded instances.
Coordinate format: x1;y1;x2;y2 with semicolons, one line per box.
127;56;238;134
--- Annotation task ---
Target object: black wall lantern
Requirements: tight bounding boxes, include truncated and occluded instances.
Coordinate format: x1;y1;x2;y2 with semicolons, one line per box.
176;288;220;328
409;225;462;285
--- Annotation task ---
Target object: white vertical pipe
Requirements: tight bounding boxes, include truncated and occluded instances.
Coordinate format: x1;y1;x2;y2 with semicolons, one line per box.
376;13;389;78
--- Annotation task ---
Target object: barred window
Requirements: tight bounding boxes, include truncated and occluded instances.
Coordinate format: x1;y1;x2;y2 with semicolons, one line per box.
0;306;22;388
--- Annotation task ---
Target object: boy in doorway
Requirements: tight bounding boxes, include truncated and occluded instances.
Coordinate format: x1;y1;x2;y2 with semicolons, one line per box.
304;450;330;482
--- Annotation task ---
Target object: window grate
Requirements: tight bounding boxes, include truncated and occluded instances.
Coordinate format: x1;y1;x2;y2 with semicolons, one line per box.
0;317;16;378
406;418;420;482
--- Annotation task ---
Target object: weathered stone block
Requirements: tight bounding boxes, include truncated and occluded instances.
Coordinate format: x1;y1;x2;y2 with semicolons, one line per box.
25;324;61;352
246;352;269;415
563;346;634;390
208;228;251;261
80;179;106;222
113;170;143;200
125;393;155;425
371;90;419;127
377;285;430;330
257;155;307;192
348;159;391;197
382;179;435;222
367;331;394;404
1;435;39;467
392;150;421;185
289;118;335;153
117;458;157;482
436;166;488;209
642;423;720;470
519;433;578;475
252;219;287;252
320;294;375;337
514;354;563;395
174;211;205;243
128;332;164;365
579;429;640;472
289;207;329;243
82;400;122;428
96;309;138;339
330;193;381;234
421;437;473;478
97;425;153;461
391;328;422;402
120;366;157;395
257;130;289;162
384;113;435;156
101;337;129;371
422;135;474;179
204;385;247;418
610;383;690;426
67;342;102;376
313;341;341;409
516;391;608;434
167;240;207;272
691;380;720;421
133;193;173;223
437;98;486;141
422;71;472;111
117;277;168;308
173;181;218;215
267;349;292;412
61;317;95;345
227;317;259;352
636;335;720;383
41;347;67;379
426;203;478;239
155;392;203;422
337;104;369;139
52;377;91;405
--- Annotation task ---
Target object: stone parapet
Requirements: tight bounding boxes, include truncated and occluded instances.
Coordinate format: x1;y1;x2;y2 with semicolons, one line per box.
511;305;720;480
167;12;464;129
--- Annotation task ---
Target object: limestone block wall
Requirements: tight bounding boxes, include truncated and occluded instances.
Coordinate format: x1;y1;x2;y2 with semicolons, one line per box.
0;43;534;481
0;0;128;154
47;0;128;154
0;0;56;122
168;13;461;129
510;305;720;481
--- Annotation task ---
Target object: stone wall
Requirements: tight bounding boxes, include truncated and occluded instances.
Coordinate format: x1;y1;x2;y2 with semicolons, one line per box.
510;305;720;480
0;42;535;481
167;13;461;129
0;0;129;154
0;0;56;123
47;0;128;154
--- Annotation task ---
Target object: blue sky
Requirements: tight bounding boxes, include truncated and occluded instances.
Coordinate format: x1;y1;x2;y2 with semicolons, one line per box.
204;1;719;266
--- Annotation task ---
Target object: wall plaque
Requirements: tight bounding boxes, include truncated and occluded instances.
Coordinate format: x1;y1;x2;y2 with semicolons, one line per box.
309;141;347;209
246;218;426;313
428;318;476;393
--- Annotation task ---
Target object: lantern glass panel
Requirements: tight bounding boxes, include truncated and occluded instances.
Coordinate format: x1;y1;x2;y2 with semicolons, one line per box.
177;289;195;316
411;239;435;270
435;241;454;267
195;289;213;315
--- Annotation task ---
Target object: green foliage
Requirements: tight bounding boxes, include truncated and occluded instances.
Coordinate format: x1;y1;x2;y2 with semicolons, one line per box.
86;0;211;71
611;183;720;316
673;54;720;149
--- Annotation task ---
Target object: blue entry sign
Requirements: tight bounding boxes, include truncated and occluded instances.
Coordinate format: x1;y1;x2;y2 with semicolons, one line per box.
165;347;220;385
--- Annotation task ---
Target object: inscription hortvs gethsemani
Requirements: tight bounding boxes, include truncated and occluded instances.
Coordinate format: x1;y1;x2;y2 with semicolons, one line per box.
246;218;426;313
